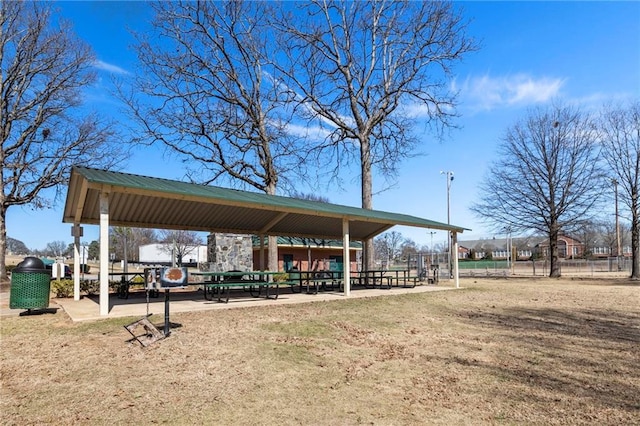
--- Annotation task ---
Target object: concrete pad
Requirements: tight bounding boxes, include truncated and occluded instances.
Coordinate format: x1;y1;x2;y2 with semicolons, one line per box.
49;284;458;322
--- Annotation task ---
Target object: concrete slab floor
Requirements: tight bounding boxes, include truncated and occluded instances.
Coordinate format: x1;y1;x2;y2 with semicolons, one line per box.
1;284;459;322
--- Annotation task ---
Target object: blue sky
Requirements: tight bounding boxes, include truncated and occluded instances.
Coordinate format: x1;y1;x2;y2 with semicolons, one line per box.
8;1;640;252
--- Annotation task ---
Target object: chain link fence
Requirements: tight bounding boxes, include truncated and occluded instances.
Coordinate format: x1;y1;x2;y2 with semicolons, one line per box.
458;257;632;277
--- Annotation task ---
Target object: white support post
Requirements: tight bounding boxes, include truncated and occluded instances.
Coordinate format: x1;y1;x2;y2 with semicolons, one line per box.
342;218;350;297
99;193;110;316
452;232;460;289
72;224;81;301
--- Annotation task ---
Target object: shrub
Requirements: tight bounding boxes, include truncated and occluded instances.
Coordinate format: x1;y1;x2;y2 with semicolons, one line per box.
51;279;74;298
81;280;100;295
273;273;289;282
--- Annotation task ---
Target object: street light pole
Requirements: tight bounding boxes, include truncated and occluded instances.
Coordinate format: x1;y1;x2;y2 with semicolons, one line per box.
440;171;454;278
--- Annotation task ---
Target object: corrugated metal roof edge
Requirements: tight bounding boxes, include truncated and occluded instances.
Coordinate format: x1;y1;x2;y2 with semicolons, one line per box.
72;166;470;233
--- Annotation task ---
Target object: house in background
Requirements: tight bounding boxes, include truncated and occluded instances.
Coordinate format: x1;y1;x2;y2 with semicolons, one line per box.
588;235;632;259
459;237;541;261
535;234;584;259
459;232;632;261
252;236;362;272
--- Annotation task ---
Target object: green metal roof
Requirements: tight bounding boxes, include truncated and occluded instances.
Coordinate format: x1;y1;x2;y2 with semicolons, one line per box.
63;167;468;240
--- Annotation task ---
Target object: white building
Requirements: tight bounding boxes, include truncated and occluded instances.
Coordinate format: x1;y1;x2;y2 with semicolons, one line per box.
139;244;207;265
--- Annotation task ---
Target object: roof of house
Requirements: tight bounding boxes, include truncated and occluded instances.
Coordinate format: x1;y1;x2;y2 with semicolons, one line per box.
459;237;546;250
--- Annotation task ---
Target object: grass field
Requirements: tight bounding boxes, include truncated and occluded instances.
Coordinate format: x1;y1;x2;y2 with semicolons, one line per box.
1;277;638;425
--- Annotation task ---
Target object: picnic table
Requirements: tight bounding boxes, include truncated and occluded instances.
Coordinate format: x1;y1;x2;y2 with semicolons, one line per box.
191;271;281;303
353;270;391;289
109;271;160;299
349;270;420;289
288;270;344;294
384;269;419;288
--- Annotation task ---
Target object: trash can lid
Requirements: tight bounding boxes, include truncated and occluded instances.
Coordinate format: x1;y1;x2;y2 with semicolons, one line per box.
15;256;48;273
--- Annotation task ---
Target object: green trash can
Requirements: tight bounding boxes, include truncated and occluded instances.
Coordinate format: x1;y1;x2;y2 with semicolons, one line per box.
10;257;51;309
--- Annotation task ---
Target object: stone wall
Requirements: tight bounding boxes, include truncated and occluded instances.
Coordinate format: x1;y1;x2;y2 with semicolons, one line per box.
206;233;253;272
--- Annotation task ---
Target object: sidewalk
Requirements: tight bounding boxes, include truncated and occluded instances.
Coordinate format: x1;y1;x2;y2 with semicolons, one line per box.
1;284;458;322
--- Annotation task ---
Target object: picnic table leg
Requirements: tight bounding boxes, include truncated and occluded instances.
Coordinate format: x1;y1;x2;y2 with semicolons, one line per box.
267;283;279;299
250;284;260;298
252;283;279;300
203;283;213;301
220;286;230;303
365;275;374;289
306;278;318;294
118;277;129;299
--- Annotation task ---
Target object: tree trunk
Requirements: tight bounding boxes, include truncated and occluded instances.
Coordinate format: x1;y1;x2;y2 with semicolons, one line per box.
0;204;6;283
631;189;639;280
549;223;561;278
0;154;6;283
361;136;374;271
631;222;639;280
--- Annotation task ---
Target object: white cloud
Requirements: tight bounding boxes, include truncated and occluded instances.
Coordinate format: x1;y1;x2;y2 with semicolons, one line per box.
93;60;129;75
456;74;565;111
284;122;331;140
402;101;456;119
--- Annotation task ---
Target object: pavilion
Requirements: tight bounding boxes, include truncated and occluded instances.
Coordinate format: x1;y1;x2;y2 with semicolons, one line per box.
62;167;468;315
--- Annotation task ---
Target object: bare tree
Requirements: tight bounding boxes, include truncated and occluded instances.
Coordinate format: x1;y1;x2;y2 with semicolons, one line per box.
44;241;67;258
400;239;418;259
0;2;123;280
471;103;607;278
385;231;405;263
600;221;621;258
109;227;131;262
600;101;640;279
373;236;388;265
158;230;202;266
289;190;330;203
374;231;405;266
573;220;615;259
119;1;304;271
110;227;157;262
275;1;476;269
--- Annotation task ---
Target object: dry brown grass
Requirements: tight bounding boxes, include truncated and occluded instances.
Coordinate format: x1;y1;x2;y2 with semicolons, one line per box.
1;277;639;425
